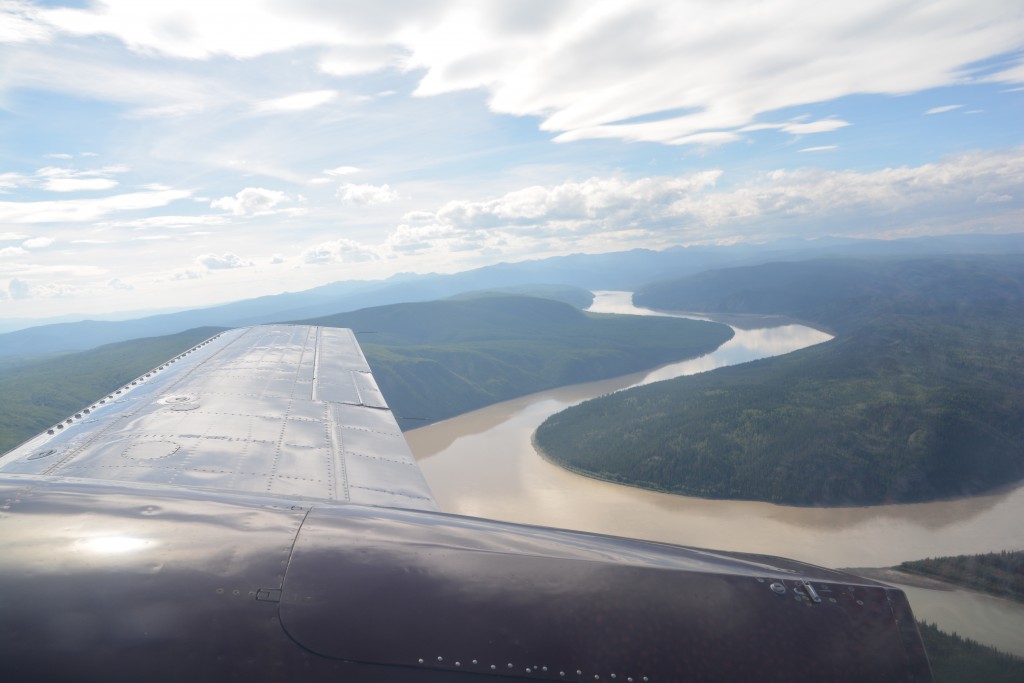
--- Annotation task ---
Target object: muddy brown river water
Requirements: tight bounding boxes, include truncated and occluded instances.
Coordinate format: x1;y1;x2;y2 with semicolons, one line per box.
406;291;1024;656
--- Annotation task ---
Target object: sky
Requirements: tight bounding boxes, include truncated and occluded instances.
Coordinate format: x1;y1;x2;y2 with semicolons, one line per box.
1;0;1022;320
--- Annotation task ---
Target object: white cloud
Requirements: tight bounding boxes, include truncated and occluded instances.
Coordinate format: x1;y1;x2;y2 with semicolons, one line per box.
0;189;191;223
0;164;126;194
673;131;744;147
977;192;1012;203
22;236;54;248
173;269;203;280
0;246;26;257
97;214;229;230
324;166;360;176
45;153;73;160
254;89;338;113
269;253;285;264
19;2;1023;148
108;277;134;290
318;44;405;77
0;2;53;44
781;119;850;135
195;252;253;269
211;187;290;216
431;172;722;227
301;238;380;264
926;104;964;115
800;145;837;153
338;182;399;206
8;278;30;299
380;149;1024;256
42;177;119;192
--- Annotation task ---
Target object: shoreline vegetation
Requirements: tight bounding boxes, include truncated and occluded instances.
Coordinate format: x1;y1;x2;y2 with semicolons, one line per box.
535;255;1024;506
897;551;1024;604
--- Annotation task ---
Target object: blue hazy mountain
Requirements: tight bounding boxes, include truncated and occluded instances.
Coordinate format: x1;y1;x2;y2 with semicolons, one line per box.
2;233;1021;358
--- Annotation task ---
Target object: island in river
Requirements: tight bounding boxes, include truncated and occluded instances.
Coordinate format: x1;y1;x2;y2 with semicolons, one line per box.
534;254;1024;506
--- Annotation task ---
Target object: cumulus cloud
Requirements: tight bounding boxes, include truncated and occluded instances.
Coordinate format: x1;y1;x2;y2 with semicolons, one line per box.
430;172;722;228
301;238;380;264
107;277;133;290
0;246;26;257
384;149;1024;255
195;252;253;269
337;183;399;206
173;269;203;280
22;236;53;248
8;278;30;299
269;253;285;264
211;187;290;216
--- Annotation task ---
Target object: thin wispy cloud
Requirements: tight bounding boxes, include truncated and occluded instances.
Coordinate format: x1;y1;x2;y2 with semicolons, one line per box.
925;105;964;115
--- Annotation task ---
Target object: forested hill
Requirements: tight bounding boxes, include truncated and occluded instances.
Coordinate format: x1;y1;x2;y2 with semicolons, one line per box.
0;327;225;454
298;295;733;429
635;255;1024;333
535;255;1024;506
0;296;732;453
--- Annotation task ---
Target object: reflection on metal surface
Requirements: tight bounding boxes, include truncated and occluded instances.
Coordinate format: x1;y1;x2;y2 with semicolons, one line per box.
77;536;151;554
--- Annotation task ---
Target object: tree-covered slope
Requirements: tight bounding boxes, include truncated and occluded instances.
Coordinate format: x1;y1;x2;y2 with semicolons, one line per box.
299;295;733;429
535;255;1024;505
919;622;1024;683
0;327;224;454
899;551;1024;602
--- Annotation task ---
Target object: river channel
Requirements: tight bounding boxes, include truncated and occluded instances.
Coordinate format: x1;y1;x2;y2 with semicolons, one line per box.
406;291;1024;656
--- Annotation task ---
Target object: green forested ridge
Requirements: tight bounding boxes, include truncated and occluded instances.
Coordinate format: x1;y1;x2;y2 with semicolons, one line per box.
535;255;1024;505
297;295;732;429
0;327;224;454
445;284;594;309
919;621;1024;682
899;551;1024;602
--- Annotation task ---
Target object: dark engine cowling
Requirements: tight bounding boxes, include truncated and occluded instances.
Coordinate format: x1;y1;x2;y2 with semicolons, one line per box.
0;476;931;682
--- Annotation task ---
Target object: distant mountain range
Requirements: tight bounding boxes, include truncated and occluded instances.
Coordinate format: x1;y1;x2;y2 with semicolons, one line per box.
3;232;1023;358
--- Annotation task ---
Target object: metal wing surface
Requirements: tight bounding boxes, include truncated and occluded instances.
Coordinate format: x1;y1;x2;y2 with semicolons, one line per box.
0;324;437;512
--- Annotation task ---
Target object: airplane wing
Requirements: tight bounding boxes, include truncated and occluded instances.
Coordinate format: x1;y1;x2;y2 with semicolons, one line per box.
0;324;436;511
0;325;932;683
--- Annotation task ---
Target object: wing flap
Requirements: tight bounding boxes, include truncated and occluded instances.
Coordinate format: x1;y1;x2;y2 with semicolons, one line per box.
0;325;437;511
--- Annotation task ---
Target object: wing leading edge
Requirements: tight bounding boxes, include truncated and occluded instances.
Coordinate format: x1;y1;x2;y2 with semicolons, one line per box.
0;324;437;511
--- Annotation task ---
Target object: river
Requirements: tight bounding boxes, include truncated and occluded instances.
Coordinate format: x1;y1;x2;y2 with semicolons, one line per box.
406;291;1024;656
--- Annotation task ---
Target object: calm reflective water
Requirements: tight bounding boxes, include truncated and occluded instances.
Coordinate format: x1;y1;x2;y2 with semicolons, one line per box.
406;291;1024;655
